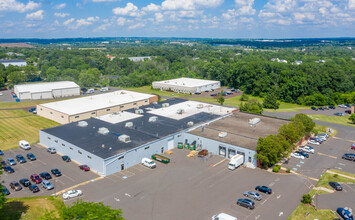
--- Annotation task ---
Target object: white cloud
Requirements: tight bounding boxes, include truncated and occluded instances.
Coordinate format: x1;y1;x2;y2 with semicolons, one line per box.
92;0;118;2
155;12;164;23
26;10;43;20
142;3;160;12
350;0;355;9
112;3;142;17
235;0;255;15
53;3;66;10
54;12;69;18
26;23;38;27
63;16;99;29
96;23;111;31
63;18;74;25
117;17;126;26
161;0;223;10
0;0;40;13
128;22;145;29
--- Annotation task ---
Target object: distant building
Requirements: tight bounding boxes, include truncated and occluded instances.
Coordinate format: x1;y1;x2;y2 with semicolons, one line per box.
152;77;220;94
127;56;152;62
0;59;27;68
106;55;115;61
14;81;80;101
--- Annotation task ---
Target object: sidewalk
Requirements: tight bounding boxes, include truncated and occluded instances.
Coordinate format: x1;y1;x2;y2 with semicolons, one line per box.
326;170;355;181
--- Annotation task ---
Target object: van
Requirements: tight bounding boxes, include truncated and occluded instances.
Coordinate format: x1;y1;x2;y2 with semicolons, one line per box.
100;87;109;92
212;213;237;220
141;158;156;168
19;140;31;150
87;88;95;94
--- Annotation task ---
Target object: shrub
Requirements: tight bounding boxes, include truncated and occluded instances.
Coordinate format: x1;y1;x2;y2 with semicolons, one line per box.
272;166;280;173
301;194;312;204
276;165;281;169
286;168;291;173
333;174;338;178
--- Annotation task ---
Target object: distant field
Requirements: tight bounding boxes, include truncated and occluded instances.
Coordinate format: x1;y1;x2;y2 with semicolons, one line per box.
0;96;80;109
0;110;59;151
0;196;64;220
125;86;190;98
308;114;354;127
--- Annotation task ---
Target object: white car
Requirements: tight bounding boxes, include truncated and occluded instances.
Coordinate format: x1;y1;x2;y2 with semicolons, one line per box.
299;146;315;154
0;92;3;96
291;152;305;159
316;135;327;141
308;140;320;145
62;189;82;200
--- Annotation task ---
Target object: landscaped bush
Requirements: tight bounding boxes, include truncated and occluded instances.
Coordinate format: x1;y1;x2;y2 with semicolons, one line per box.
272;166;280;173
286;168;291;173
301;194;312;204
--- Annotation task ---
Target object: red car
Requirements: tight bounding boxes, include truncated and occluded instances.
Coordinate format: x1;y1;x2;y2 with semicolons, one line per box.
351;144;355;150
30;174;43;184
79;165;90;171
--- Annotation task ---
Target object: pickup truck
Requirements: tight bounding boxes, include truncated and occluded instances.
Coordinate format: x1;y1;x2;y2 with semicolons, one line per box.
152;154;170;164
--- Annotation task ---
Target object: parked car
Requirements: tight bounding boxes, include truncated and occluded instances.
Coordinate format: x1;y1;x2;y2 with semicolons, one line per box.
0;150;3;155
351;144;355;150
255;186;272;194
51;168;62;177
41;180;54;190
345;110;352;114
334;112;345;116
299;146;315;154
337;208;353;220
316;135;327;141
338;104;347;108
62;189;82;200
141;158;156;168
236;198;255;209
311;107;318;111
2;186;10;195
318;107;324;110
243;191;262;201
79;165;90;171
342;154;355;161
345;104;351;108
7;158;16;166
296;151;309;158
28;108;36;113
16;154;26;163
19;178;31;187
310;137;323;143
10;181;22;191
3;166;14;173
100;87;109;92
29;184;40;193
323;106;329;110
317;133;329;138
47;148;56;154
27;153;36;161
30;174;43;184
62;155;71;162
39;172;52;180
329;181;342;191
0;160;6;167
308;140;320;145
291;152;305;159
210;93;217;97
19;140;31;150
329;105;336;109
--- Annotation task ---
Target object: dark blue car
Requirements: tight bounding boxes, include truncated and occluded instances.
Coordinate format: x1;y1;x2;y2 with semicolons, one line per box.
3;166;15;173
27;153;36;161
296;151;309;158
255;185;272;194
337;208;353;220
16;154;27;163
0;150;3;155
1;186;10;195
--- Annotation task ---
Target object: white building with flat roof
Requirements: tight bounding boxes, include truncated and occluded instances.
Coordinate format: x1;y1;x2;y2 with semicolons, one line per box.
152;77;220;94
14;81;80;100
0;59;27;68
37;90;158;124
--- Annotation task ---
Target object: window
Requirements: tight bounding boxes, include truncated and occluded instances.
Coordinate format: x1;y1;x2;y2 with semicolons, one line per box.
48;137;51;140
133;103;137;105
106;109;111;111
61;116;64;118
145;100;148;102
62;144;65;147
55;140;58;143
120;105;124;108
248;157;252;163
91;112;95;115
50;112;53;114
69;147;73;150
88;155;92;159
75;116;79;118
78;150;82;154
144;146;150;150
118;156;124;160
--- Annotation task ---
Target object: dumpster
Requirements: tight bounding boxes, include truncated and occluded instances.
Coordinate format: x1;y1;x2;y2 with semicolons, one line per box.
198;149;208;157
184;143;190;149
177;142;183;149
190;141;196;150
152;154;170;164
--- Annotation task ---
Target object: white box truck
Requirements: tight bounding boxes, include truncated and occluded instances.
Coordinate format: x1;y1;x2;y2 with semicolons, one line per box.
141;158;156;168
228;154;243;170
212;213;237;220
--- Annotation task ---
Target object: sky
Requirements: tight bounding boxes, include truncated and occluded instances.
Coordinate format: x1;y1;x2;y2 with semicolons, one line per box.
0;0;354;39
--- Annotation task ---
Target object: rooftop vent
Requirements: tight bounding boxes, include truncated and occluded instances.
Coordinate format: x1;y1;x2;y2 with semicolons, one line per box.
135;109;144;114
249;118;261;125
98;127;110;135
119;134;131;143
153;102;158;105
120;91;126;95
113;111;121;115
149;116;158;122
187;121;194;126
125;122;133;128
77;121;88;127
218;132;227;138
162;103;170;107
197;104;204;109
176;109;185;114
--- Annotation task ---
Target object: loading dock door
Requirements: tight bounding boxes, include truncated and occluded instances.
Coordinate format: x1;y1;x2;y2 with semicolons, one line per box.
228;149;236;158
168;138;174;150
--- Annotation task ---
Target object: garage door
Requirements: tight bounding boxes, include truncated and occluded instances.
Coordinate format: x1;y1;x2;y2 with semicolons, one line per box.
168;138;174;150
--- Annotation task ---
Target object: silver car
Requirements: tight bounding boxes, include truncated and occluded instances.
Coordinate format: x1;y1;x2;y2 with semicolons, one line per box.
41;180;54;190
243;191;262;201
47;148;56;154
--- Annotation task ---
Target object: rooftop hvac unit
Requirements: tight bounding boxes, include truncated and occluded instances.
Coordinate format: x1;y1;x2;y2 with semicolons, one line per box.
187;121;194;126
162;103;170;107
135;109;144;114
176;109;185;114
98;127;110;135
125;122;133;128
197;104;204;109
113;111;121;115
149;116;158;122
120;91;126;95
119;134;131;143
153;102;158;105
218;132;227;138
249;118;261;125
77;121;88;127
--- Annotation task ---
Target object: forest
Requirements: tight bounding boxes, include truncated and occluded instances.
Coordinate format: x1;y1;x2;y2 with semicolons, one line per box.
0;38;354;106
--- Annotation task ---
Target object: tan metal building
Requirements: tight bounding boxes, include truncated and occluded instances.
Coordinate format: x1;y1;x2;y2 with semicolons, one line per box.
37;90;158;124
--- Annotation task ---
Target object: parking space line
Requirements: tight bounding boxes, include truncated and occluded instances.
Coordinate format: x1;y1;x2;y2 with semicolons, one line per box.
293;172;319;182
333;137;355;143
212;158;227;167
55;176;104;195
63;174;75;182
317;152;337;159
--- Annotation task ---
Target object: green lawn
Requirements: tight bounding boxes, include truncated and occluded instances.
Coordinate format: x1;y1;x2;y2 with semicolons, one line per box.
0;110;59;151
125;86;190;98
313;124;338;137
308;114;355;127
0;196;64;220
329;169;355;179
316;172;355;190
288;204;337;220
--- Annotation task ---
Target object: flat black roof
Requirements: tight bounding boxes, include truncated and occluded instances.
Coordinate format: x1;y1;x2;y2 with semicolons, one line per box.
42;98;220;159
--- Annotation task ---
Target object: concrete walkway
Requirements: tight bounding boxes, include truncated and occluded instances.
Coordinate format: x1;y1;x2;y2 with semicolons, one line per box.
313;186;335;193
327;170;355;181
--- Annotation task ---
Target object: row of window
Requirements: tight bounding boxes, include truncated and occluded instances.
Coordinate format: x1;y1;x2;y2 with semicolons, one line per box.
47;136;92;159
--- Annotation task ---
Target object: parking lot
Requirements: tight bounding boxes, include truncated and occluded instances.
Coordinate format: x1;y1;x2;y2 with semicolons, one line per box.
64;149;311;220
299;107;353;116
318;183;355;212
1;144;98;197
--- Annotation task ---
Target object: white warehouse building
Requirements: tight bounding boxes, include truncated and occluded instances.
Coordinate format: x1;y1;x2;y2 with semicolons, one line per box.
152;77;220;94
0;59;27;68
14;81;80;100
